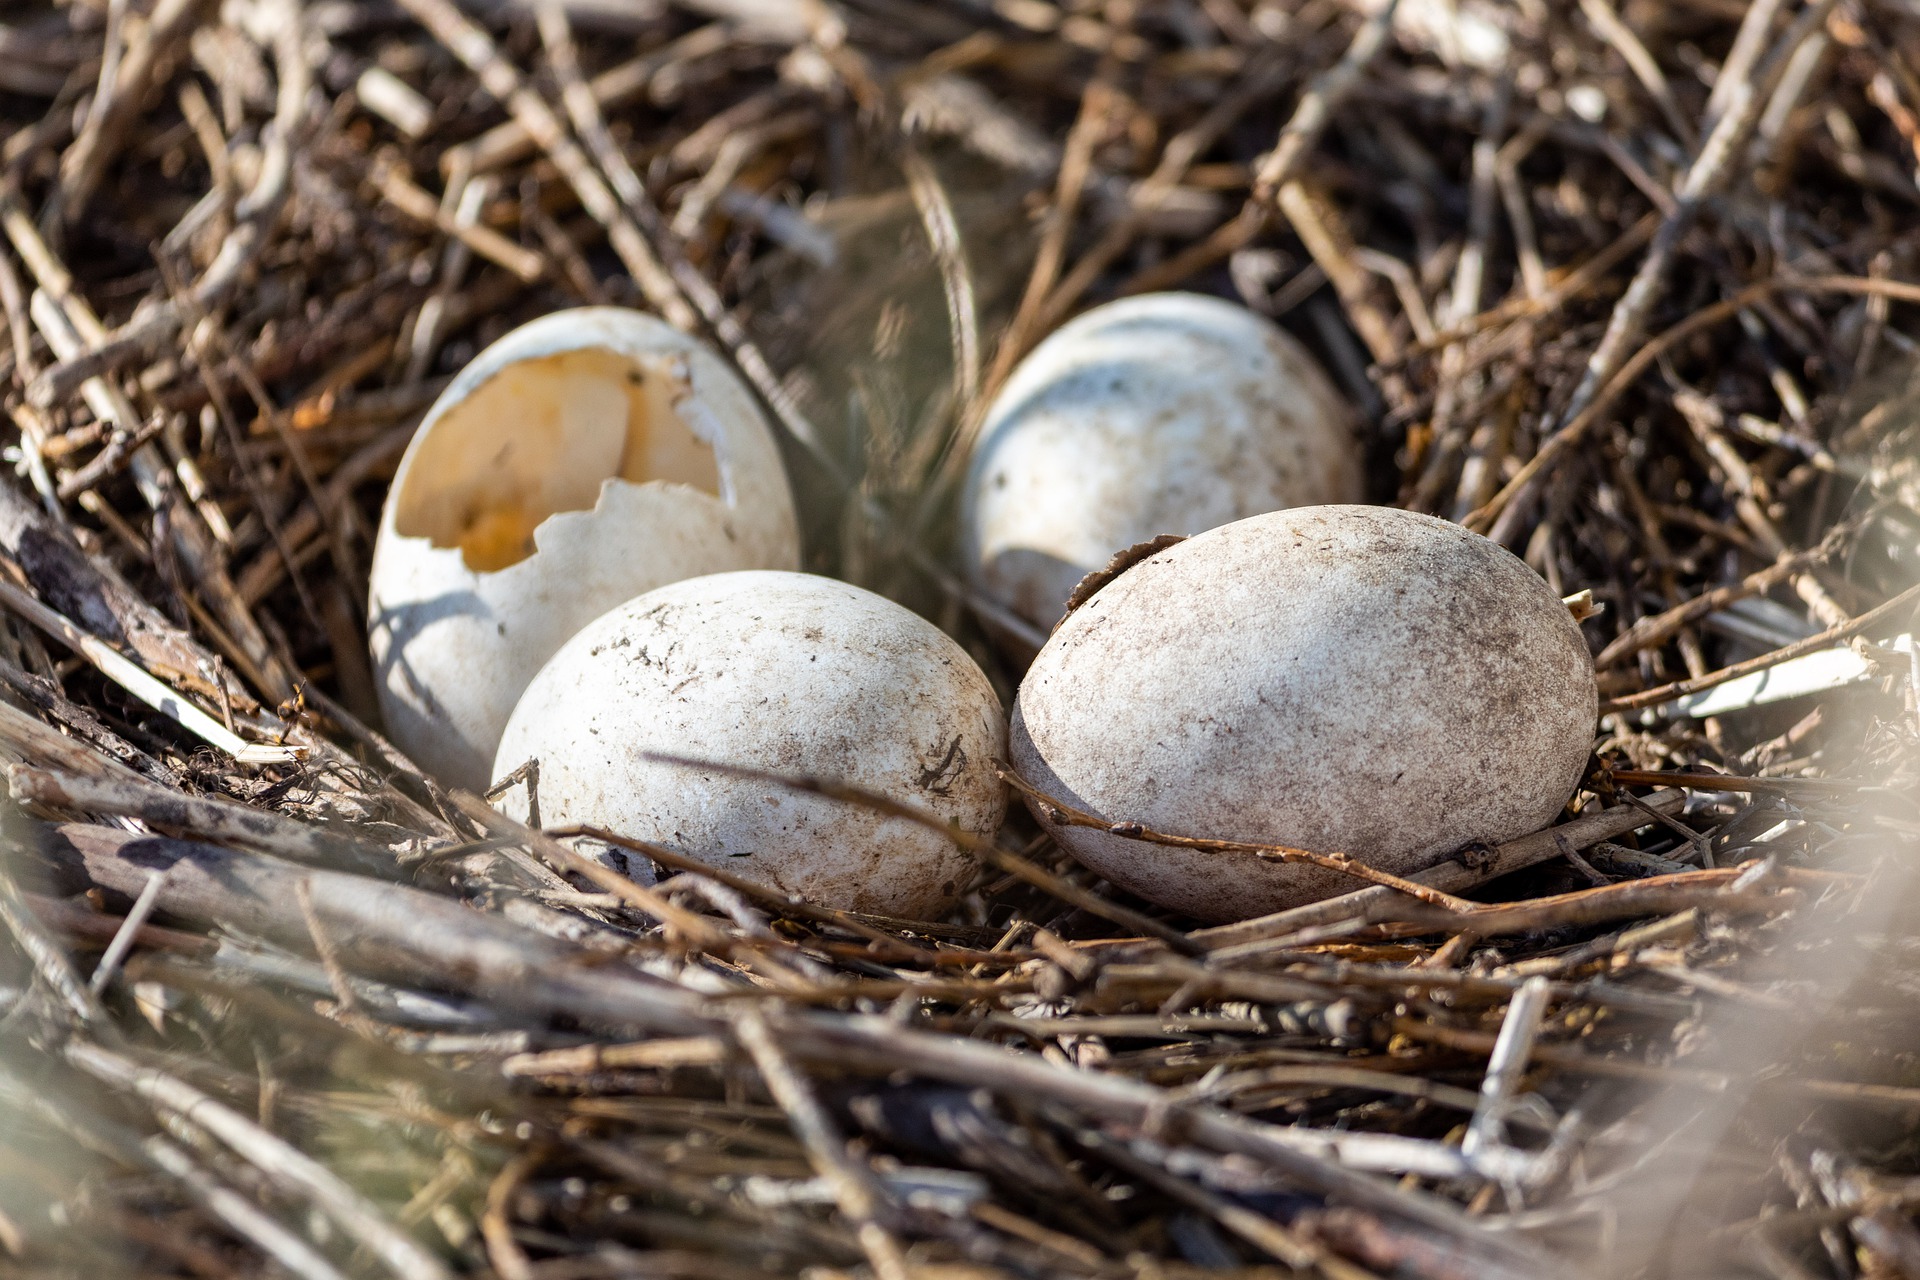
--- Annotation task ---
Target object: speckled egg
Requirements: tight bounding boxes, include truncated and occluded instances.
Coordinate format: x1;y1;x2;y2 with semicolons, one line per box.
493;571;1006;919
1010;506;1597;922
961;292;1362;633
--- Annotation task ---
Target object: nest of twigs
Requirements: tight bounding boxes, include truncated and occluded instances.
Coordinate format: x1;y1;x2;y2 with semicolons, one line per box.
0;0;1917;1277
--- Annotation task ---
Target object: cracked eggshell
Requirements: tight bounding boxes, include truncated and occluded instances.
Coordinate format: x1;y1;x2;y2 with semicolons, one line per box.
1010;506;1597;923
493;571;1006;919
369;308;799;789
961;292;1363;632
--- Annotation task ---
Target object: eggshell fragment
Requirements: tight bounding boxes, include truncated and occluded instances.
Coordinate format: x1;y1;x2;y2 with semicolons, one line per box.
961;292;1363;631
493;571;1006;920
369;308;799;789
1010;506;1598;923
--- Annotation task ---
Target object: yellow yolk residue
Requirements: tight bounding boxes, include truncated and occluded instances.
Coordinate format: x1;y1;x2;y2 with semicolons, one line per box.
391;348;722;572
457;506;542;572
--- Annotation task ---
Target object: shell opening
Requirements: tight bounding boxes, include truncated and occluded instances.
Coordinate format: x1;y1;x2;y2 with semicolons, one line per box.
392;347;722;572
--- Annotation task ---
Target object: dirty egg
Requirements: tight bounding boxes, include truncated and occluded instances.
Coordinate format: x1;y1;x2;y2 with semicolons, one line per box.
369;308;799;789
492;570;1006;920
1010;506;1598;923
960;292;1362;634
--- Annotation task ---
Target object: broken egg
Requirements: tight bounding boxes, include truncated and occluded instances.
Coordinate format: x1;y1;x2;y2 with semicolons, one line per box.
960;292;1363;632
1010;506;1598;923
493;570;1006;919
369;308;799;788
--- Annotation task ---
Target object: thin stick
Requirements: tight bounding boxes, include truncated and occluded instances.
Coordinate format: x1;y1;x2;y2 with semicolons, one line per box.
141;1136;349;1280
978;69;1113;407
999;766;1480;913
449;791;822;990
637;752;1200;953
1604;580;1920;713
733;1007;912;1280
1594;519;1856;666
1555;0;1813;435
28;0;310;408
1120;0;1401;297
86;866;167;994
13;212;296;700
297;879;368;1023
1384;867;1812;937
65;1039;457;1280
1032;50;1289;339
10;765;373;865
0;867;103;1025
1466;286;1764;534
1462;976;1553;1163
1702;0;1789;135
0;576;298;764
480;1150;538;1280
448;23;734;176
1577;0;1695;148
57;0;217;221
900;144;980;414
1396;212;1658;359
1192;793;1686;951
410;0;696;329
374;164;545;282
544;822;966;952
1064;1123;1350;1276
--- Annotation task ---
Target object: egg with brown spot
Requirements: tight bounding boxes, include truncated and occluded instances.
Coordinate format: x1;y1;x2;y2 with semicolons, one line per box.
368;308;799;789
960;292;1363;634
1009;506;1598;923
493;571;1006;919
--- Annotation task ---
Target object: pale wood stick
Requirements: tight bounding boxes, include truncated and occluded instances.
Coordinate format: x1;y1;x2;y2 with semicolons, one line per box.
66;1039;456;1280
0;577;297;764
1604;581;1920;713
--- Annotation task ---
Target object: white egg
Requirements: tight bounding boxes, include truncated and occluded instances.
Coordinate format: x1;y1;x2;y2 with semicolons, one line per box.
960;292;1363;632
1010;506;1597;923
369;308;799;789
493;571;1006;919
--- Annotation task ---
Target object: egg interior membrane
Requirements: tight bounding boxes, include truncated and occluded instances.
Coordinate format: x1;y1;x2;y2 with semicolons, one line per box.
391;347;723;572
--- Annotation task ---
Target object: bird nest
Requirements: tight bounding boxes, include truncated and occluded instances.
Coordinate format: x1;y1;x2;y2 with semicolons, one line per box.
0;1;1917;1278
